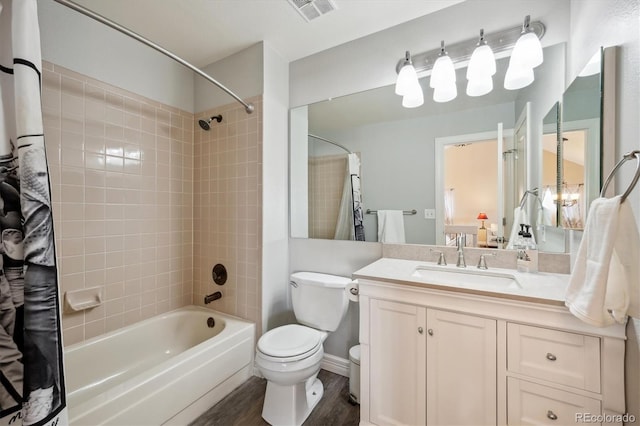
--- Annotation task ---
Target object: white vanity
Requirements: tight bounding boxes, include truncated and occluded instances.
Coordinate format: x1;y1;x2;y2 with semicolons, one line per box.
353;258;626;426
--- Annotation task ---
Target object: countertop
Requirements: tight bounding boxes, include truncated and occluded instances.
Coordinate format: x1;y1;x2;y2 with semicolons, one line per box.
352;258;571;306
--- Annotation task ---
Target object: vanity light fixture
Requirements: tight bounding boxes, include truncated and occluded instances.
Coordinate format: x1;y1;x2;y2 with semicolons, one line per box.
394;16;545;106
504;15;544;90
395;51;424;108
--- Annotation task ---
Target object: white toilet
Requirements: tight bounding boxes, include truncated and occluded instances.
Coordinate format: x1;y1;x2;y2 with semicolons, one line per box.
256;271;351;426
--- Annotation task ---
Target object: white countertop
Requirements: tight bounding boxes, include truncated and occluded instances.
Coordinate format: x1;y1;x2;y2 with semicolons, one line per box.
353;258;571;306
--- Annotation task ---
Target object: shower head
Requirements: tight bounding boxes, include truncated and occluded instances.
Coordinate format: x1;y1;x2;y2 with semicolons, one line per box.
198;114;223;131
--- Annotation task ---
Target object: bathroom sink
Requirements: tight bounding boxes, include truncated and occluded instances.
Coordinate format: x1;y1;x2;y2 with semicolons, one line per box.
411;265;521;289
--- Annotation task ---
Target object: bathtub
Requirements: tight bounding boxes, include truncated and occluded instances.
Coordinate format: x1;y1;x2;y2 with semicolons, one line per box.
64;306;255;425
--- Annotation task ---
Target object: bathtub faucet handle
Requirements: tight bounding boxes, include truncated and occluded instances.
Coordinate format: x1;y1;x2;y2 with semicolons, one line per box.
204;291;222;304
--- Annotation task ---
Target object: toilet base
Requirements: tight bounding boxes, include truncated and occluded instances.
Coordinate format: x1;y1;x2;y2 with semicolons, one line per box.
262;376;324;426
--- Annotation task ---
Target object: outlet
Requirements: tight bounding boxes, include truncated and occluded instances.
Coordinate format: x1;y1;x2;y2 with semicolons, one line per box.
424;209;436;219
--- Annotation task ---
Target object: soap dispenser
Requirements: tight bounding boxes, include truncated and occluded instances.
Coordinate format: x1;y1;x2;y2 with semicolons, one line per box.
517;225;538;273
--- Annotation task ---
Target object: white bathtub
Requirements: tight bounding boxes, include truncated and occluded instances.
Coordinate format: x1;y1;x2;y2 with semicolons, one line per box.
64;306;255;425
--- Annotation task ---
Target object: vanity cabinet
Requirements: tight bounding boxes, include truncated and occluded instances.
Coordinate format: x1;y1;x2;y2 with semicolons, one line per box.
357;275;626;426
367;299;497;426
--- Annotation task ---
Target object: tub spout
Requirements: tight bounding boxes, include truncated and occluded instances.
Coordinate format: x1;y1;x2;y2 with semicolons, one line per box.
204;291;222;304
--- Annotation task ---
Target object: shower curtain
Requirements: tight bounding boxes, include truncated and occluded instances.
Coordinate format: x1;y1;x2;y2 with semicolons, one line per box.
0;1;67;425
334;153;365;241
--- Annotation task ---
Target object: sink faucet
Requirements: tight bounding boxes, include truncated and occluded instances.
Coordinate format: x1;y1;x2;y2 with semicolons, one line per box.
477;252;497;270
456;235;466;268
430;249;447;266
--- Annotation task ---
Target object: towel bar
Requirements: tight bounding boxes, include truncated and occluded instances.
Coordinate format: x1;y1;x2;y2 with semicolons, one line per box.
600;150;640;203
366;209;417;215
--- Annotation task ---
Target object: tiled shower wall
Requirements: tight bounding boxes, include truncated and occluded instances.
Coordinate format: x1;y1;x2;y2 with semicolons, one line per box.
193;98;263;335
42;62;195;346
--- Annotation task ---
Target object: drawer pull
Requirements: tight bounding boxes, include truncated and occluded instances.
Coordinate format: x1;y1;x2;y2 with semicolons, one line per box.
546;352;557;361
427;329;434;336
547;410;558;420
418;327;424;334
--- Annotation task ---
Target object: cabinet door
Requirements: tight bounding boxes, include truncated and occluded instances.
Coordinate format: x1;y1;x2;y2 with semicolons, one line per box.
426;309;497;426
370;299;427;426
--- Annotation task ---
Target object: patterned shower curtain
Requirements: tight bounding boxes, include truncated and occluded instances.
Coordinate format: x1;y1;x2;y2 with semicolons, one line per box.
0;1;67;425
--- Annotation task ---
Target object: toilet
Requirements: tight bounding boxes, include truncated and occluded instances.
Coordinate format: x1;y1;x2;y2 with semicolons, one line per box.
256;271;351;426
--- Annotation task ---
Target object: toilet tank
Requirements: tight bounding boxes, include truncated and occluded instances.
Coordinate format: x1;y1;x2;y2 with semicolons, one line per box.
290;272;351;332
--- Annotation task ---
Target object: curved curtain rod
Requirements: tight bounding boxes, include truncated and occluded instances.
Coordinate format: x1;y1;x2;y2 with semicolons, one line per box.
53;0;254;114
308;134;352;154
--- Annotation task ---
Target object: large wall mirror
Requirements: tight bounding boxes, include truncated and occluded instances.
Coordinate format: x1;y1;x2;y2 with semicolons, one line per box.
290;43;614;254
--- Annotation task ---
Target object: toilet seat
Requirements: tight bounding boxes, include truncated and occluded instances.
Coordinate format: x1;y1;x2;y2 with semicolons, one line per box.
257;324;322;362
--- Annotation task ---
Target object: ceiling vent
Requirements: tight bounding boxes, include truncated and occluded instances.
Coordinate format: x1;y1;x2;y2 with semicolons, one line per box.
288;0;337;22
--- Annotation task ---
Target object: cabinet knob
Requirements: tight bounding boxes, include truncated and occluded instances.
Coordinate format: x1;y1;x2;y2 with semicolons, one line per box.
547;410;558;420
546;352;557;361
427;329;434;336
418;327;424;334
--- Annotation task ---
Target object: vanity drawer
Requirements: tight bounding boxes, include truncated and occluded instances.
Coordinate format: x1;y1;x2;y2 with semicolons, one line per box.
507;378;601;425
507;323;600;392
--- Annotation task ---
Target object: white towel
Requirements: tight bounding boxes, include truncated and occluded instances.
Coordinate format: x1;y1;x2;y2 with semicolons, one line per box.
565;196;639;326
505;207;536;249
377;210;405;243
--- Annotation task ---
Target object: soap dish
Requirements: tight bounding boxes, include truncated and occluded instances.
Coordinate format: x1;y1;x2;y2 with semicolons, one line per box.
64;287;103;313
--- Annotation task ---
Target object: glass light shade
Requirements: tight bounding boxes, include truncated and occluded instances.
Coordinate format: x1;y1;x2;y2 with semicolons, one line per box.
395;63;419;96
430;54;456;89
466;75;493;97
504;63;534;90
466;44;496;80
402;89;424;108
433;82;457;103
510;31;543;69
477;212;488;220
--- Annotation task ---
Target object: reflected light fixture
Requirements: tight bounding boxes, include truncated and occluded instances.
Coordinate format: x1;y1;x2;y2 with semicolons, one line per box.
395;16;544;105
466;29;496;97
504;15;543;90
395;51;424;108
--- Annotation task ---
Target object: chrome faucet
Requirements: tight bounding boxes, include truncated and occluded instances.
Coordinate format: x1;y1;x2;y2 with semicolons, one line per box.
456;235;466;268
430;249;447;266
204;291;222;304
477;252;497;270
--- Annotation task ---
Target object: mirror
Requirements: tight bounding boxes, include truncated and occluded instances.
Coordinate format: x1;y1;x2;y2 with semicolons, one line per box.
290;43;611;253
536;47;607;245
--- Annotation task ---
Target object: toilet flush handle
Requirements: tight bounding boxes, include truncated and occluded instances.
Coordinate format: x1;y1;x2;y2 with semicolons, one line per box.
290;281;298;288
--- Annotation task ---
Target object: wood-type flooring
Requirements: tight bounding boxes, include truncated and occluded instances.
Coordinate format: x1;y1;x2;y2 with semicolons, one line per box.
189;369;360;426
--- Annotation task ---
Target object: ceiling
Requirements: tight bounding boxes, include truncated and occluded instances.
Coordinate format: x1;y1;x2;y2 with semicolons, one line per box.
73;0;465;67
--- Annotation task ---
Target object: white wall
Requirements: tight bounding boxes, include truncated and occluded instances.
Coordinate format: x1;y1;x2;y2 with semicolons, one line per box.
261;43;290;333
567;0;640;419
38;0;195;112
195;43;264;113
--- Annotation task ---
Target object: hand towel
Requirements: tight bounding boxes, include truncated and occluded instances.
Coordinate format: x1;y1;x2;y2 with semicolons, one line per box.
505;207;536;249
565;196;638;326
377;210;405;243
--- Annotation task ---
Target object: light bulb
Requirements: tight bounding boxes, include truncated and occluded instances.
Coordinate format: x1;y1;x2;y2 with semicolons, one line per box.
466;76;493;97
510;31;543;69
433;82;457;103
504;63;534;90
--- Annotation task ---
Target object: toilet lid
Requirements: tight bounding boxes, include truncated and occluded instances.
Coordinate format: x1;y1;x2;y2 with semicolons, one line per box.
258;324;322;358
